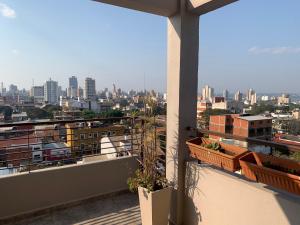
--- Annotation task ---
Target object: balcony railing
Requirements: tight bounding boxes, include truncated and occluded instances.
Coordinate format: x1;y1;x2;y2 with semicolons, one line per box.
0;117;166;176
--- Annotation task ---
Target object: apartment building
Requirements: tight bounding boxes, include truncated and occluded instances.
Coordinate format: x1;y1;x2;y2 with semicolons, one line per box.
66;122;125;156
278;94;290;106
44;79;58;104
210;114;272;140
84;78;96;100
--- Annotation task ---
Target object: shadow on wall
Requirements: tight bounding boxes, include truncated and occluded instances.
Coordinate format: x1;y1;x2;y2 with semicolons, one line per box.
165;113;201;224
266;185;300;225
166;128;179;224
184;160;202;225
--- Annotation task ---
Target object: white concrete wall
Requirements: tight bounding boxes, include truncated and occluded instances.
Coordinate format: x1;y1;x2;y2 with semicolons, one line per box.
101;137;117;159
184;161;300;225
0;156;138;220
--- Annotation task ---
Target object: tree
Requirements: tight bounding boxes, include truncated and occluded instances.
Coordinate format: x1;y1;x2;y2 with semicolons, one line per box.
24;107;51;119
82;110;97;119
0;106;13;121
249;103;275;115
43;105;62;116
286;119;300;135
100;109;124;118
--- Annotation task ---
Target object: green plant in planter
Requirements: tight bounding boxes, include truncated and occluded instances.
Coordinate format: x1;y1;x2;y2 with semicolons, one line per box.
201;141;225;153
127;117;169;193
263;161;300;176
128;169;168;193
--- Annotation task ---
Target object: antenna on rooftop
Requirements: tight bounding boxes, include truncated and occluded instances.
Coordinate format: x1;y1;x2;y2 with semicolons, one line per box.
144;73;146;94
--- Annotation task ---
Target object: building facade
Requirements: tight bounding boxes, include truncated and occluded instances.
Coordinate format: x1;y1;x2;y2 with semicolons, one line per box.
210;114;272;140
44;79;58;104
234;91;243;102
68;76;78;98
278;94;290;106
30;86;44;103
84;78;96;100
66;123;125;156
202;85;214;103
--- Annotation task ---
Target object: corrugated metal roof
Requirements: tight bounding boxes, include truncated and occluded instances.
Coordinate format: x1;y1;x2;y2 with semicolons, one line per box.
238;115;271;121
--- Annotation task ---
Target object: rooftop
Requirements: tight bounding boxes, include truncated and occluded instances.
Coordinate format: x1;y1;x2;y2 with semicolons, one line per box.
238;115;271;121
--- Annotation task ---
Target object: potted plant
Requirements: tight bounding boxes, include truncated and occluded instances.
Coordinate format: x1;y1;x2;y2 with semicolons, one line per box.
128;119;172;225
239;152;300;195
186;137;249;172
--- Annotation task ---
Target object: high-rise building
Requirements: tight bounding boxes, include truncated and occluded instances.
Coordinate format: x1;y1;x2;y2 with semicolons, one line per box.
0;82;6;96
234;91;243;102
112;84;118;99
9;84;18;96
30;86;44;97
246;88;257;105
68;76;78;98
69;76;78;90
84;78;96;100
77;87;83;98
44;79;58;104
30;86;44;104
250;93;257;105
202;85;214;102
278;94;290;106
223;89;229;100
247;89;255;101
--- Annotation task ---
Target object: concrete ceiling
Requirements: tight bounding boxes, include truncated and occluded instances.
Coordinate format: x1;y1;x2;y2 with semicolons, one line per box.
93;0;238;17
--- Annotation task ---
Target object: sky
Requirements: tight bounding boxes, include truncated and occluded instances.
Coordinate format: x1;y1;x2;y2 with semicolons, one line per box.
0;0;299;94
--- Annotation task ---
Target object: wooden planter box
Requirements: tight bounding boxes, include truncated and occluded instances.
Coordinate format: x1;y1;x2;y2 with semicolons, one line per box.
239;152;300;195
186;137;249;172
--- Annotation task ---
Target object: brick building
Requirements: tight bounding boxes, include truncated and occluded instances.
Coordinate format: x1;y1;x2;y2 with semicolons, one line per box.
210;114;272;140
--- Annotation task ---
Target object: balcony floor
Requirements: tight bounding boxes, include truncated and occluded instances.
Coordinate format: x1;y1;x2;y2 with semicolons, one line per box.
8;192;141;225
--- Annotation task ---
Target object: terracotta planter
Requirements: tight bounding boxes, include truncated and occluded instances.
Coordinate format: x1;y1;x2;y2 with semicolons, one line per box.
186;137;249;172
138;186;172;225
239;152;300;195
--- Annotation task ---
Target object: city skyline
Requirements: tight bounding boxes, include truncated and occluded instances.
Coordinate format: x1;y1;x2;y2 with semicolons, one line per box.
0;0;300;93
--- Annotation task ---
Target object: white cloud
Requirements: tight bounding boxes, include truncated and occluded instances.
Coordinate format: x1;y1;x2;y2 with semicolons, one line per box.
11;49;20;55
248;46;300;55
0;2;16;18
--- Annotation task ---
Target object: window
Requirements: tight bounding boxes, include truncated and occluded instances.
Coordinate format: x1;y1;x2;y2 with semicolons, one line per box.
112;131;116;136
250;122;255;126
249;128;255;137
107;131;111;136
80;144;85;150
88;133;93;139
102;132;107;136
34;155;41;160
80;134;85;140
93;143;97;149
265;127;272;135
93;133;98;138
257;128;264;136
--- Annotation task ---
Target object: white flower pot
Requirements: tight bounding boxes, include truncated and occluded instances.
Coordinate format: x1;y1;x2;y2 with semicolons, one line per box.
138;186;172;225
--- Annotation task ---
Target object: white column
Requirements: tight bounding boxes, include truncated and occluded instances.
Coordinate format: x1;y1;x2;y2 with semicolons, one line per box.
166;1;199;224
